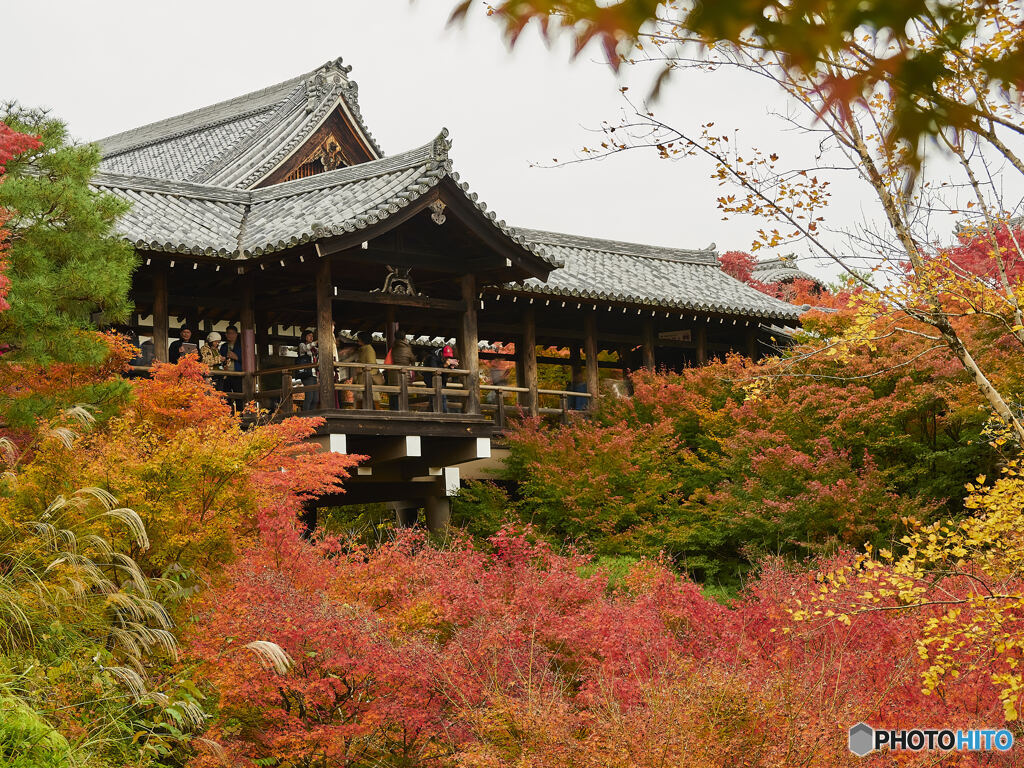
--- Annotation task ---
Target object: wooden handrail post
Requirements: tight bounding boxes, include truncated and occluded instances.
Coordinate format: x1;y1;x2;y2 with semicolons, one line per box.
399;370;409;411
363;370;375;410
315;256;334;410
281;372;293;414
496;391;507;427
459;274;481;415
433;372;444;413
559;393;570;424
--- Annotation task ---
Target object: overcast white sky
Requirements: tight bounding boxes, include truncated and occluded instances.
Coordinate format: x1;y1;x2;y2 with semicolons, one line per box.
5;1;909;281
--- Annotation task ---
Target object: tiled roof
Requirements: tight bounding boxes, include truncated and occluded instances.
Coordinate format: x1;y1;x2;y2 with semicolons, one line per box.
752;255;825;286
510;230;803;320
93;132;555;265
91;60;803;320
96;58;382;189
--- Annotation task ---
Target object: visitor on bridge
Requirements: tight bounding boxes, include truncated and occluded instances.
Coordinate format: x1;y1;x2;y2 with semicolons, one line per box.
387;331;417;411
168;327;197;364
298;329;319;411
336;338;359;407
199;331;224;387
355;331;381;408
421;342;459;413
199;331;223;367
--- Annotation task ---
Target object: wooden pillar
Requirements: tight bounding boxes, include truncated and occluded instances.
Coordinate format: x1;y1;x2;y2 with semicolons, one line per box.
385;306;396;350
641;318;656;370
315;257;335;410
746;326;758;360
584;312;600;409
152;266;169;363
459;275;481;415
696;324;708;365
241;273;256;400
522;306;539;417
569;345;582;385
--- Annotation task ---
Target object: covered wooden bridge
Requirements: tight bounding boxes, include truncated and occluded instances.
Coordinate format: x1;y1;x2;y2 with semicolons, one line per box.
94;58;802;526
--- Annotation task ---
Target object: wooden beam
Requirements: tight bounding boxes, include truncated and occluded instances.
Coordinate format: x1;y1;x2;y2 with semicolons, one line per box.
458;275;481;415
152;267;169;363
584;313;600;409
522;306;539;417
131;291;243;309
696;325;708;365
316;257;335;409
333;288;466;313
642;319;656;369
480;322;655;347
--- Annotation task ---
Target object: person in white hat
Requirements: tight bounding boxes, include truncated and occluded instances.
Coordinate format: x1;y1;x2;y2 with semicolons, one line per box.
199;331;225;371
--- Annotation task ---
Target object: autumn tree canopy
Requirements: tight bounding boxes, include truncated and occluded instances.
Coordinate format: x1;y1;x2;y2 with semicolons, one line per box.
0;109;138;426
458;0;1024;168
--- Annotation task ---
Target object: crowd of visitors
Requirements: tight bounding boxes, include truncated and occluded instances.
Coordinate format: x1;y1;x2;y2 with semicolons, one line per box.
126;323;591;414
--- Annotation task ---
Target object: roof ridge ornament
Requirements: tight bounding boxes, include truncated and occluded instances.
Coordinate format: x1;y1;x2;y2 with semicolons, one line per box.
305;58;352;113
431;128;452;161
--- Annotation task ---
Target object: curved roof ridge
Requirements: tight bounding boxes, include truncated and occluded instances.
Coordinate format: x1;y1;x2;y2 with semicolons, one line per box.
198;58;384;187
752;253;826;286
95;57;384;188
520;228;718;265
91;171;251;203
97;74;305;156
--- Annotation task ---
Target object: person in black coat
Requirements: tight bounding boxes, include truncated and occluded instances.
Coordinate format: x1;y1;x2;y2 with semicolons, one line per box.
168;327;198;364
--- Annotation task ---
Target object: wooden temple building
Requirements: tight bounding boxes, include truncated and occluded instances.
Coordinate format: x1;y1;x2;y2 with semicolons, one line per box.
93;58;803;527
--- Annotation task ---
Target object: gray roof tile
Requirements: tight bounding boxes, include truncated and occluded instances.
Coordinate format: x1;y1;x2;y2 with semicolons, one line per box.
93;132;554;265
752;255;825;286
511;230;802;320
96;58;382;189
91;61;802;320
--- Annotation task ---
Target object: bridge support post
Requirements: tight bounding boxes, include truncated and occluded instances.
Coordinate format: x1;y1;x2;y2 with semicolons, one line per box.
521;306;539;417
584;312;599;410
459;275;480;415
642;318;656;369
152;265;169;363
316;256;334;409
241;272;256;401
696;324;708;365
425;495;451;532
392;502;419;528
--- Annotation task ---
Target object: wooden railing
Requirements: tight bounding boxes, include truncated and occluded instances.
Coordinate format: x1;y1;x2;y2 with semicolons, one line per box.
126;362;593;426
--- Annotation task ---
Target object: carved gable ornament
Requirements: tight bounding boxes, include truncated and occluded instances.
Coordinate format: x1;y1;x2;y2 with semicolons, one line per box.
374;265;422;297
283;133;348;181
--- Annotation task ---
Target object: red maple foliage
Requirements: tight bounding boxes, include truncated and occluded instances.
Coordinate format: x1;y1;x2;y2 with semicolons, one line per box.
719;249;757;282
186;526;1011;768
0;122;41;315
0;121;40;173
947;222;1024;286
